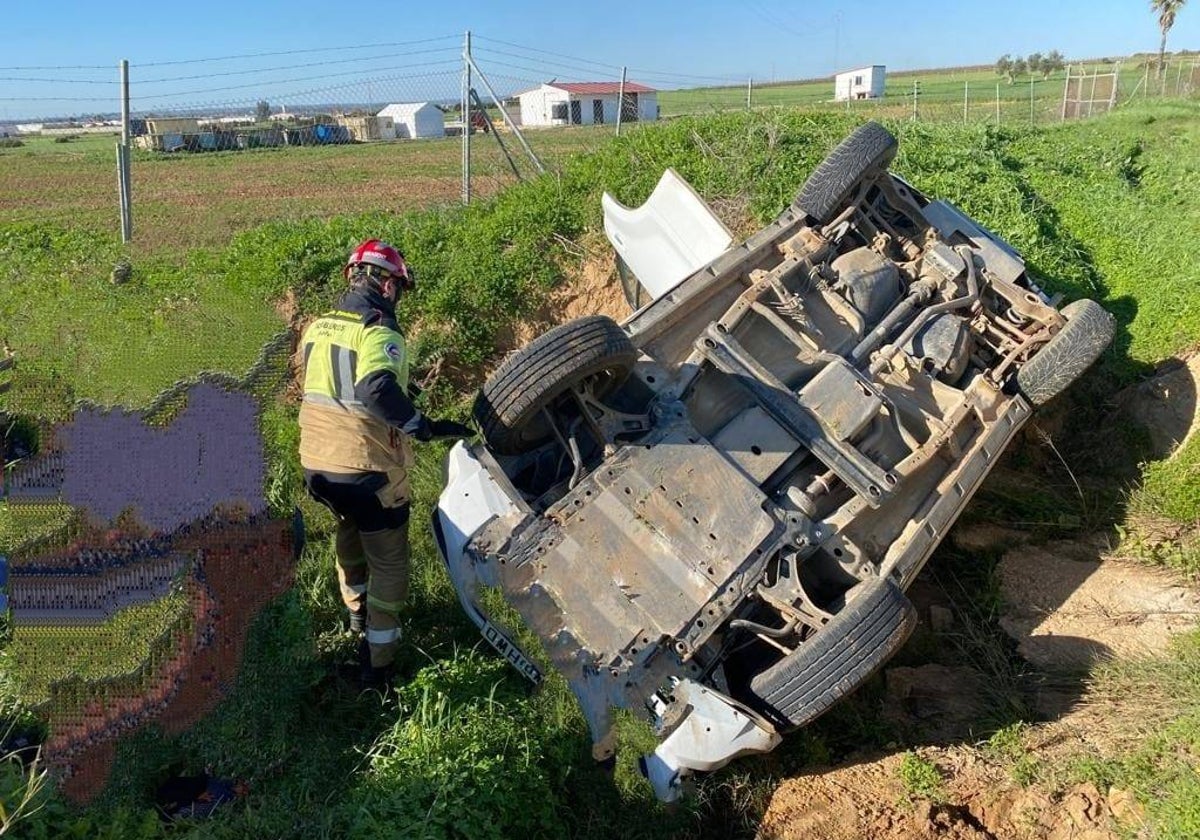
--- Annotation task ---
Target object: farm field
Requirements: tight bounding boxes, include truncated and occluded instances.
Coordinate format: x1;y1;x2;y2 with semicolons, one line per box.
1;95;1199;838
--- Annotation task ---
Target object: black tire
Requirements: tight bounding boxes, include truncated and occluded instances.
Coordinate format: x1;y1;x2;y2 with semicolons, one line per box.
748;577;916;730
1016;298;1114;406
474;316;637;455
793;121;899;224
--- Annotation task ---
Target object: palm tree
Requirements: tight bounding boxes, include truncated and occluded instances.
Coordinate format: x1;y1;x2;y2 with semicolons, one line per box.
1152;0;1187;81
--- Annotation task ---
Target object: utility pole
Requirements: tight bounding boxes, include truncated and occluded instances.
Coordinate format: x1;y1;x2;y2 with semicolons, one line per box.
461;30;471;205
117;59;131;243
616;65;627;136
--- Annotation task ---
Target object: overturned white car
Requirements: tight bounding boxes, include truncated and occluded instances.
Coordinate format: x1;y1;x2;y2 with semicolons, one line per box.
433;122;1114;800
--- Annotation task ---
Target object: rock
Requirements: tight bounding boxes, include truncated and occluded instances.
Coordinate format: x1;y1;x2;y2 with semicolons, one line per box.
884;664;989;741
1117;354;1200;459
110;260;133;285
929;604;955;633
1106;785;1144;825
997;543;1200;670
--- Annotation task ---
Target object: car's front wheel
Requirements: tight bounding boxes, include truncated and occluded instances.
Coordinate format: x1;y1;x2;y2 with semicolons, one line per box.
473;316;638;455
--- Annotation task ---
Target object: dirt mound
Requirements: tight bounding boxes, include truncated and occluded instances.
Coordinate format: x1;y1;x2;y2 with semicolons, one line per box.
1116;352;1200;460
760;751;1126;839
996;539;1200;670
495;239;632;359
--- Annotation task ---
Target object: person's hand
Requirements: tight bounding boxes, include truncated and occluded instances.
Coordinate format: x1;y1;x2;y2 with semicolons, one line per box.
427;419;475;441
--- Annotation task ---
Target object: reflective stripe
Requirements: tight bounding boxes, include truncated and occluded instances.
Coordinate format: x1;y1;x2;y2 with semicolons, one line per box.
344;583;368;595
301;393;373;417
367;594;405;613
365;626;401;645
336;346;357;401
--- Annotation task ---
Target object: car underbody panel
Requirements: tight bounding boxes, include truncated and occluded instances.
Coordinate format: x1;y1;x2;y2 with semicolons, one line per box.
437;121;1115;801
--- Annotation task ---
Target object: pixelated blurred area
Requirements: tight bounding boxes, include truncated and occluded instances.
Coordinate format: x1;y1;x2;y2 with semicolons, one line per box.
0;334;301;804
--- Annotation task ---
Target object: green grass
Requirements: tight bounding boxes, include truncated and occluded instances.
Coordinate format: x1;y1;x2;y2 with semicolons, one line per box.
897;752;945;802
3;101;1200;838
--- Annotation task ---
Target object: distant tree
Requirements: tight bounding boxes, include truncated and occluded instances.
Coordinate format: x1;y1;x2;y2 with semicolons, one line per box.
255;100;272;123
1043;50;1066;77
995;54;1013;82
1012;57;1029;79
1152;0;1187;80
1027;52;1045;78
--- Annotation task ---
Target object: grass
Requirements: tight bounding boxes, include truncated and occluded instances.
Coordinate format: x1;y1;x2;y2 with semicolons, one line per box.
2;99;1200;837
897;752;945;803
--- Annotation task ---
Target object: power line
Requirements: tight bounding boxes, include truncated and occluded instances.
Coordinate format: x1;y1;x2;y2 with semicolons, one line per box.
135;69;461;112
474;38;745;84
0;77;115;85
0;64;111;71
131;35;460;68
132;60;462;101
136;46;460;84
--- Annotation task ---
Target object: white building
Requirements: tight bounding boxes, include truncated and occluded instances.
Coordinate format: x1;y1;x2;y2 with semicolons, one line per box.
517;82;658;128
0;123;17;137
834;65;886;101
376;102;445;139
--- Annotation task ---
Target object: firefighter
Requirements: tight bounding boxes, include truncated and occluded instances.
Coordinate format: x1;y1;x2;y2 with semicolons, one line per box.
298;239;472;687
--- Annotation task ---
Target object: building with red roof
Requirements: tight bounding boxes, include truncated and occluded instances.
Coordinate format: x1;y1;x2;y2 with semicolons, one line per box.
516;80;659;127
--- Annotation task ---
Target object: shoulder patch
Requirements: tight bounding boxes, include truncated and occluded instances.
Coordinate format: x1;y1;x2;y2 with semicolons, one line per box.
384;342;402;360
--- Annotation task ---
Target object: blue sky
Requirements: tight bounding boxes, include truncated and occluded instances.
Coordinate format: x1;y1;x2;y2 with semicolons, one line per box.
2;0;1196;119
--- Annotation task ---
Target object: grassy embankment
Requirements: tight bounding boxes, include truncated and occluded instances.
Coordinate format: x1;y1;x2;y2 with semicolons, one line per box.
1;99;1198;837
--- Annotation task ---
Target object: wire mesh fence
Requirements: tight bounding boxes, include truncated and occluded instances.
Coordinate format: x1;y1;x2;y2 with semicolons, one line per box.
2;38;1197;251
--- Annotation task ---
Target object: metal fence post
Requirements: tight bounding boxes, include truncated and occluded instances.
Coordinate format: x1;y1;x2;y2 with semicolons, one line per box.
963;80;968;122
1061;64;1071;120
746;76;752;109
461;30;471;206
1176;60;1185;96
616;66;627;137
995;82;1000;124
117;59;132;243
912;80;918;121
1030;75;1035;124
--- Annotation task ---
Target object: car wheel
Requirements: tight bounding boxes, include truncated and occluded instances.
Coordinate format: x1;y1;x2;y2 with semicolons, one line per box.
748;576;916;730
474;316;638;455
1016;298;1114;406
793;121;899;224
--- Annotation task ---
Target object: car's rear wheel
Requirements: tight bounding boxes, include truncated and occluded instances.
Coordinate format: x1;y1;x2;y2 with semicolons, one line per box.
793;121;899;224
1015;298;1114;406
747;576;916;730
474;316;638;455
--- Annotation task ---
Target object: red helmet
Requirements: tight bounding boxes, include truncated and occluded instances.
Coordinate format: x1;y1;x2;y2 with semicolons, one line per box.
344;239;413;290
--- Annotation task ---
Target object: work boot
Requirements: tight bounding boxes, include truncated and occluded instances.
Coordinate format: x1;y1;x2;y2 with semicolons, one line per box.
357;637;396;692
347;606;366;634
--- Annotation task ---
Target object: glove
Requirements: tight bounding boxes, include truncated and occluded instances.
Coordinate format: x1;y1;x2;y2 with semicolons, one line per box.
426;419;475;441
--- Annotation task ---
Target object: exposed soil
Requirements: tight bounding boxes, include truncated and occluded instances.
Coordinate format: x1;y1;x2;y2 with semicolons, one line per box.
761;750;1133;840
493;236;633;362
761;356;1200;839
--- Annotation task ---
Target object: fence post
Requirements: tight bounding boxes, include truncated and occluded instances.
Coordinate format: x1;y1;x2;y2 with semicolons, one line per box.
1088;67;1098;117
117;59;132;243
1030;75;1035;124
963;80;968;122
461;30;471;206
1061;64;1070;120
1109;61;1121;111
912;80;918;120
616;66;627;137
746;76;753;109
1143;63;1150;99
1176;60;1185;96
995;82;1000;124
